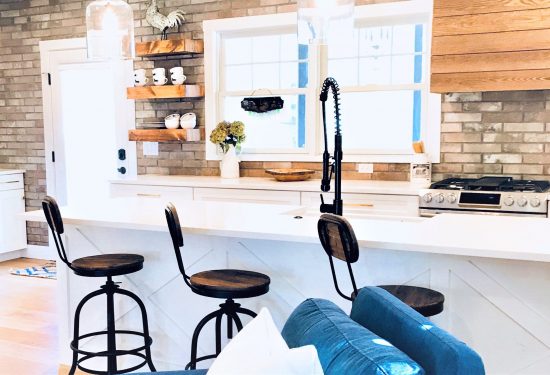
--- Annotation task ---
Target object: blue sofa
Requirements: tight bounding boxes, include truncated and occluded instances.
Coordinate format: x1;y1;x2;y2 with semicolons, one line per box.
142;287;484;375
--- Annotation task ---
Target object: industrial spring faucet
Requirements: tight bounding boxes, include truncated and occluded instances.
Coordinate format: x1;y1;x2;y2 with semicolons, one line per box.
319;77;343;216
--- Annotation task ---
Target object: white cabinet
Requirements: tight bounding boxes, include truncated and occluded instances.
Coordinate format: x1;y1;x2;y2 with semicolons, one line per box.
302;192;419;217
110;184;193;202
0;173;26;253
194;188;301;205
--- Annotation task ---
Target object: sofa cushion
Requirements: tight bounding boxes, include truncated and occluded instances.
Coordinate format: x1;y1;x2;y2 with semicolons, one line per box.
281;298;424;375
350;287;485;375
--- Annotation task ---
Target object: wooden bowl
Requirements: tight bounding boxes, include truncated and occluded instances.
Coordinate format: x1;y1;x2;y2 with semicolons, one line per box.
265;168;315;182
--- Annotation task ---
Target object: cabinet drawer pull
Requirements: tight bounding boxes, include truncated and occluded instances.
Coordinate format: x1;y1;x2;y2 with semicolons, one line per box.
136;193;161;198
2;180;20;184
345;203;374;208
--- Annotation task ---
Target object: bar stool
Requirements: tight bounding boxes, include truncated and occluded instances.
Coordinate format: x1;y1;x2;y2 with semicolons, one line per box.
318;213;444;317
42;196;156;375
165;203;270;370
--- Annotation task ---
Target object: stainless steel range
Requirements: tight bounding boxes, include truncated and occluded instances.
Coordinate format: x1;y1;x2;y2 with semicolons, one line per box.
419;176;550;217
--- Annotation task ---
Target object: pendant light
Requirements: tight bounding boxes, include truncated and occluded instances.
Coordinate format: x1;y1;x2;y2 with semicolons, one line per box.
86;0;135;60
297;0;355;45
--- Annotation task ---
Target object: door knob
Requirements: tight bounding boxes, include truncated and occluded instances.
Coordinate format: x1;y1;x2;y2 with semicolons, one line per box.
117;167;126;174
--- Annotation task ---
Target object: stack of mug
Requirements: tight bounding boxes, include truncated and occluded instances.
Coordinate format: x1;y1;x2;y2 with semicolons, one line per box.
133;67;187;87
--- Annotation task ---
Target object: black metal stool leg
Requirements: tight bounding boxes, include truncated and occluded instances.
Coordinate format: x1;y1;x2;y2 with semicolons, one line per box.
188;309;224;370
115;287;156;372
215;313;223;355
227;313;233;339
105;279;118;374
235;307;257;319
69;288;107;375
229;311;243;332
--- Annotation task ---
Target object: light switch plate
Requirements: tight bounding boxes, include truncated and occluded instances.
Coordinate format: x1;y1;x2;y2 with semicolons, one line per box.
143;142;158;156
357;163;374;173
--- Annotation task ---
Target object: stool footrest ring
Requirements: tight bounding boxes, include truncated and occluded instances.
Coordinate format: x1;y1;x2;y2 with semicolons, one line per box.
185;354;218;370
70;329;153;357
76;351;148;375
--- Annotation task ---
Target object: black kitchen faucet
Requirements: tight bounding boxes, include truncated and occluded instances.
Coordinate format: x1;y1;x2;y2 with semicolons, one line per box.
319;77;343;216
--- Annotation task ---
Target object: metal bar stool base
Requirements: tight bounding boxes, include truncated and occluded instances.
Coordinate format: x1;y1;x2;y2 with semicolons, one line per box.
185;299;256;370
68;277;156;375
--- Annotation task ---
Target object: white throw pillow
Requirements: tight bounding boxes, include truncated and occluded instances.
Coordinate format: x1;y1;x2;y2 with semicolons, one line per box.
207;308;323;375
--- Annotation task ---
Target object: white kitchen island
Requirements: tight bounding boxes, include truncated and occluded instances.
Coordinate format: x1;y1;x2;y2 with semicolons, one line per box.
24;197;550;374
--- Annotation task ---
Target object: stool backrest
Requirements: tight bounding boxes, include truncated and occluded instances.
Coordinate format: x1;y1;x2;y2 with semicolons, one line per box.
317;213;359;301
165;203;191;285
42;196;72;269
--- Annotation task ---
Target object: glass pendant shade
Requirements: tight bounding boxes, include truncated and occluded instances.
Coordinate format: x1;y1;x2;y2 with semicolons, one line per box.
298;0;355;45
86;0;135;60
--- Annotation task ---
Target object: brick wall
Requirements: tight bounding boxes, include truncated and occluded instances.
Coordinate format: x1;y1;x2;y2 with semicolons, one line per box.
434;91;550;182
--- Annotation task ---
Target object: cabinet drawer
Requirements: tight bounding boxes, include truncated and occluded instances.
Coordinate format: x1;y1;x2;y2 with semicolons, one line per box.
194;188;301;205
0;173;24;191
302;192;419;217
0;188;26;253
110;184;193;202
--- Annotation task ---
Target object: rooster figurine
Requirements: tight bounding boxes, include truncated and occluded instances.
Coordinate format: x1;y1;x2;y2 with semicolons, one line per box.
146;0;186;40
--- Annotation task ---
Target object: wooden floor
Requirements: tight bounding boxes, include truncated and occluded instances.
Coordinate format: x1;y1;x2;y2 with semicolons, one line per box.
0;258;58;375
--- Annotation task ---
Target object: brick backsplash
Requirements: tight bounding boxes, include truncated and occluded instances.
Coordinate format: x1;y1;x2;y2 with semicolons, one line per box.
434;90;550;182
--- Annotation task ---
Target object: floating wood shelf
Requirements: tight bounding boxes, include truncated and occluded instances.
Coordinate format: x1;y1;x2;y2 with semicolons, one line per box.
129;128;204;142
136;39;204;57
127;85;204;100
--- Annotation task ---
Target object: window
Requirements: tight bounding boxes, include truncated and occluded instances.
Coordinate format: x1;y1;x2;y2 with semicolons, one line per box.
220;32;309;152
204;0;440;162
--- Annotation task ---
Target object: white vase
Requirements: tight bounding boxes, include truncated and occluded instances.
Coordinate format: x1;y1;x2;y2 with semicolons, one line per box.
220;145;240;179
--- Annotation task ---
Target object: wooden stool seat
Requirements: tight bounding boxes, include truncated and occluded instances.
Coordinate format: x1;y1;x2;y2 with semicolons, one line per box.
190;269;270;299
71;254;144;277
378;285;445;317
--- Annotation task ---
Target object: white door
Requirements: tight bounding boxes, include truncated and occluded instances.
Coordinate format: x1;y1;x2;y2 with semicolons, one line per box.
40;38;136;206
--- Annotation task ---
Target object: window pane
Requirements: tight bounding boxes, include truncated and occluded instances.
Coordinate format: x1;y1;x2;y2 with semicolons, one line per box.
392;24;418;54
329;59;358;86
391;55;417;84
225;65;252;91
359;57;391;85
252;35;280;63
223;95;306;150
281;34;298;61
223;33;307;90
224;37;251;65
359;27;392;56
326;91;418;152
252;63;280;89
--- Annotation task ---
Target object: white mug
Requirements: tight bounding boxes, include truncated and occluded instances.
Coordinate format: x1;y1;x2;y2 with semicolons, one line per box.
171;74;187;85
134;69;148;87
170;67;184;76
180;112;196;129
165;113;180;129
153;76;168;86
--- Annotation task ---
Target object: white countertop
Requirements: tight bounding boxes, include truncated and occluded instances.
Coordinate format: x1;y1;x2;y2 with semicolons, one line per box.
0;169;24;176
24;197;550;263
111;175;423;196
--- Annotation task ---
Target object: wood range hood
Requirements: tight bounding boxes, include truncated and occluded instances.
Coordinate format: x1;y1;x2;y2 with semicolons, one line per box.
431;0;550;93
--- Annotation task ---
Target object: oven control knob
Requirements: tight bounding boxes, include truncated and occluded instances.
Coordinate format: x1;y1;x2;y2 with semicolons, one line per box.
436;193;445;203
530;197;541;207
504;196;514;206
422;193;432;203
517;197;528;207
447;193;457;203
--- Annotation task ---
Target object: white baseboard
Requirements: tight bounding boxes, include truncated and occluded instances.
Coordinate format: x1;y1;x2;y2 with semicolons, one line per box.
0;249;26;262
23;244;56;260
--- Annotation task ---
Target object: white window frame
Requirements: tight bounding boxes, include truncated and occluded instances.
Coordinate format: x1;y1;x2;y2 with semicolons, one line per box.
203;0;440;163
